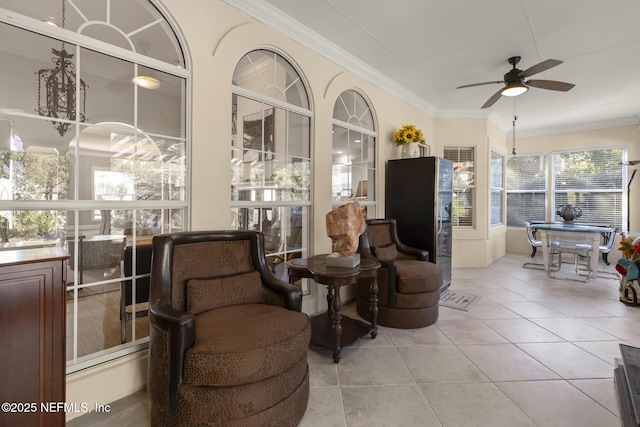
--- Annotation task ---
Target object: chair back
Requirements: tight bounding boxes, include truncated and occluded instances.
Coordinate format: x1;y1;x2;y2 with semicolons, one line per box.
524;222;542;248
151;231;272;312
365;222;394;247
599;228;619;253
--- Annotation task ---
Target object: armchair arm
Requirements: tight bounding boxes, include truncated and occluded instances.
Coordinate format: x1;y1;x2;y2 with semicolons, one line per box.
149;302;195;414
396;242;429;261
387;218;429;260
260;273;304;311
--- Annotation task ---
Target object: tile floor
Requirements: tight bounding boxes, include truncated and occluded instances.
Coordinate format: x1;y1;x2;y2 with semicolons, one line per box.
68;253;634;427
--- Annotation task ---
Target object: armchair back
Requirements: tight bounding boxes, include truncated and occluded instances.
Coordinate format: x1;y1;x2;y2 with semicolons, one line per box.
151;230;302;313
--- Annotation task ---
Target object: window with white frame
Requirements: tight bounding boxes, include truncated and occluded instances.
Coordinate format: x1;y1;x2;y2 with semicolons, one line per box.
552;147;626;228
230;50;312;290
331;90;376;218
490;150;504;226
0;0;189;371
506;153;548;227
443;146;474;227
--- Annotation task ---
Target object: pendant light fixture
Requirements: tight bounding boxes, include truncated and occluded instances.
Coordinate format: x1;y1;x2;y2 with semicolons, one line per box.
36;0;87;137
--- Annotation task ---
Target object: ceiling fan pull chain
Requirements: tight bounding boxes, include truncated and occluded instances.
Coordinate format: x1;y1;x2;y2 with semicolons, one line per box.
512;100;518;155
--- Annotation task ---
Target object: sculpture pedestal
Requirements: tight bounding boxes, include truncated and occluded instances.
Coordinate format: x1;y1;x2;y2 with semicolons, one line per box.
326;253;360;268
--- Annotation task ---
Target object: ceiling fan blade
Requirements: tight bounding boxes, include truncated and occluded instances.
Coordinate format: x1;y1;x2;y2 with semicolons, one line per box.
526;79;575;91
481;88;504;109
456;81;503;89
519;59;563;78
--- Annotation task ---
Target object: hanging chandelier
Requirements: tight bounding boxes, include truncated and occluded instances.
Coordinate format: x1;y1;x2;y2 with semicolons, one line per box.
36;0;87;137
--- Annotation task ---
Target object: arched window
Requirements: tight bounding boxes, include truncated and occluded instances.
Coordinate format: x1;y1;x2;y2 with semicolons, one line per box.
0;0;189;371
332;90;376;218
231;50;311;288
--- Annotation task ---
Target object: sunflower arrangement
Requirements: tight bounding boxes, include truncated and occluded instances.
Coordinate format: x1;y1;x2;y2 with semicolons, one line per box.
393;124;426;147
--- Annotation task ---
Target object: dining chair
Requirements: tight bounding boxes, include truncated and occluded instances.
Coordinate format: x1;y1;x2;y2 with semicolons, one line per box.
547;232;594;282
523;222;544;269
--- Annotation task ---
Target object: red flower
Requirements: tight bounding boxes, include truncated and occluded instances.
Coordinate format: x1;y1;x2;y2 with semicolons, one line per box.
634;243;640;256
616;263;628;276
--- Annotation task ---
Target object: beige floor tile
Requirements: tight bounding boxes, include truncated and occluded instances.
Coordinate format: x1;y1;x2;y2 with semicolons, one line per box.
498;300;567;318
299;387;347;427
436;306;474;320
517;342;614;379
396;344;489;384
539;299;613;317
386;324;453;346
420;382;535;427
342;385;441;427
458;343;560;381
569;378;620;417
307;347;340;388
481;318;564;343
336;346;415;387
528;317;620;341
572;340;628;365
478;288;533;302
576;316;640;342
466;299;523;319
497;380;619;427
435;319;510;345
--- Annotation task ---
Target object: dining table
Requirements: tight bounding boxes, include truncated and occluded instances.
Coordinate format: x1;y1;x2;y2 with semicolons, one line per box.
533;222;615;279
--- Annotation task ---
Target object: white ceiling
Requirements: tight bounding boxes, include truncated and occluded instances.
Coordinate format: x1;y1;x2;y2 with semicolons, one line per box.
229;0;640;136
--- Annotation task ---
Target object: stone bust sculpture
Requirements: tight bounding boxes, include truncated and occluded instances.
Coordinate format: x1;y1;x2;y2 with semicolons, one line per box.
325;202;366;256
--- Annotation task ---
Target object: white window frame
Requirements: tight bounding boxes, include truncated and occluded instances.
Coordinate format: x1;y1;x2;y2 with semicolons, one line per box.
490;150;504;227
0;0;191;372
331;90;377;217
444;146;475;228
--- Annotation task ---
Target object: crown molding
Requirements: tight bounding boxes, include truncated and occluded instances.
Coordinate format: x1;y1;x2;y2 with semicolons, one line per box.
222;0;437;115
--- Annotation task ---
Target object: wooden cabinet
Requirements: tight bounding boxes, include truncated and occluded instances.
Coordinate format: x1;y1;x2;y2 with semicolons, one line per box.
0;247;68;427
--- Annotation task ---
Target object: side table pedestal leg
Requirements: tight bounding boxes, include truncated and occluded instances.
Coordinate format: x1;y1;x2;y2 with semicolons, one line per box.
369;276;378;339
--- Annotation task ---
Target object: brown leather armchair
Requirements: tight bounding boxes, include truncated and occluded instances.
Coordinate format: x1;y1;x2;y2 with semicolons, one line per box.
357;218;443;329
148;230;311;426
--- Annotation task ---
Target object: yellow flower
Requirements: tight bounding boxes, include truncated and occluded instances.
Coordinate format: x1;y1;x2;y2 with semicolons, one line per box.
393;124;426;146
402;128;416;143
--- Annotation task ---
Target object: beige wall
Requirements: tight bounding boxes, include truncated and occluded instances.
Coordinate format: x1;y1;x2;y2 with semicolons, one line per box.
434;117;508;267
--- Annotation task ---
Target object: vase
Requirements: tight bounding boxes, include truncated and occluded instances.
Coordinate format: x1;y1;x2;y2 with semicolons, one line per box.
400;142;420;158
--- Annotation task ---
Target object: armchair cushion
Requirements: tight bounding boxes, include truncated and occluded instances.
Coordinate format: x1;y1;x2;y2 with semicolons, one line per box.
184;303;311;387
372;243;398;260
397;260;443;294
186;271;264;314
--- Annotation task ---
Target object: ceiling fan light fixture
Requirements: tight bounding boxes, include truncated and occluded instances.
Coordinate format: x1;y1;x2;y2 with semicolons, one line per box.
502;81;528;97
132;75;161;89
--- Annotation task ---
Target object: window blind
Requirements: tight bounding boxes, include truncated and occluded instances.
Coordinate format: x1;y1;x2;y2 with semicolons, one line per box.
552;148;625;228
506;154;548;227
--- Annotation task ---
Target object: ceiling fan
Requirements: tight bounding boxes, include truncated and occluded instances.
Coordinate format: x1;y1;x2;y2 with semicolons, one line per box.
457;56;575;108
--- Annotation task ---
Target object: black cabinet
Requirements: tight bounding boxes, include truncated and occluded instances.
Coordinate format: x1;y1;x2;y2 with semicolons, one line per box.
386;157;453;290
